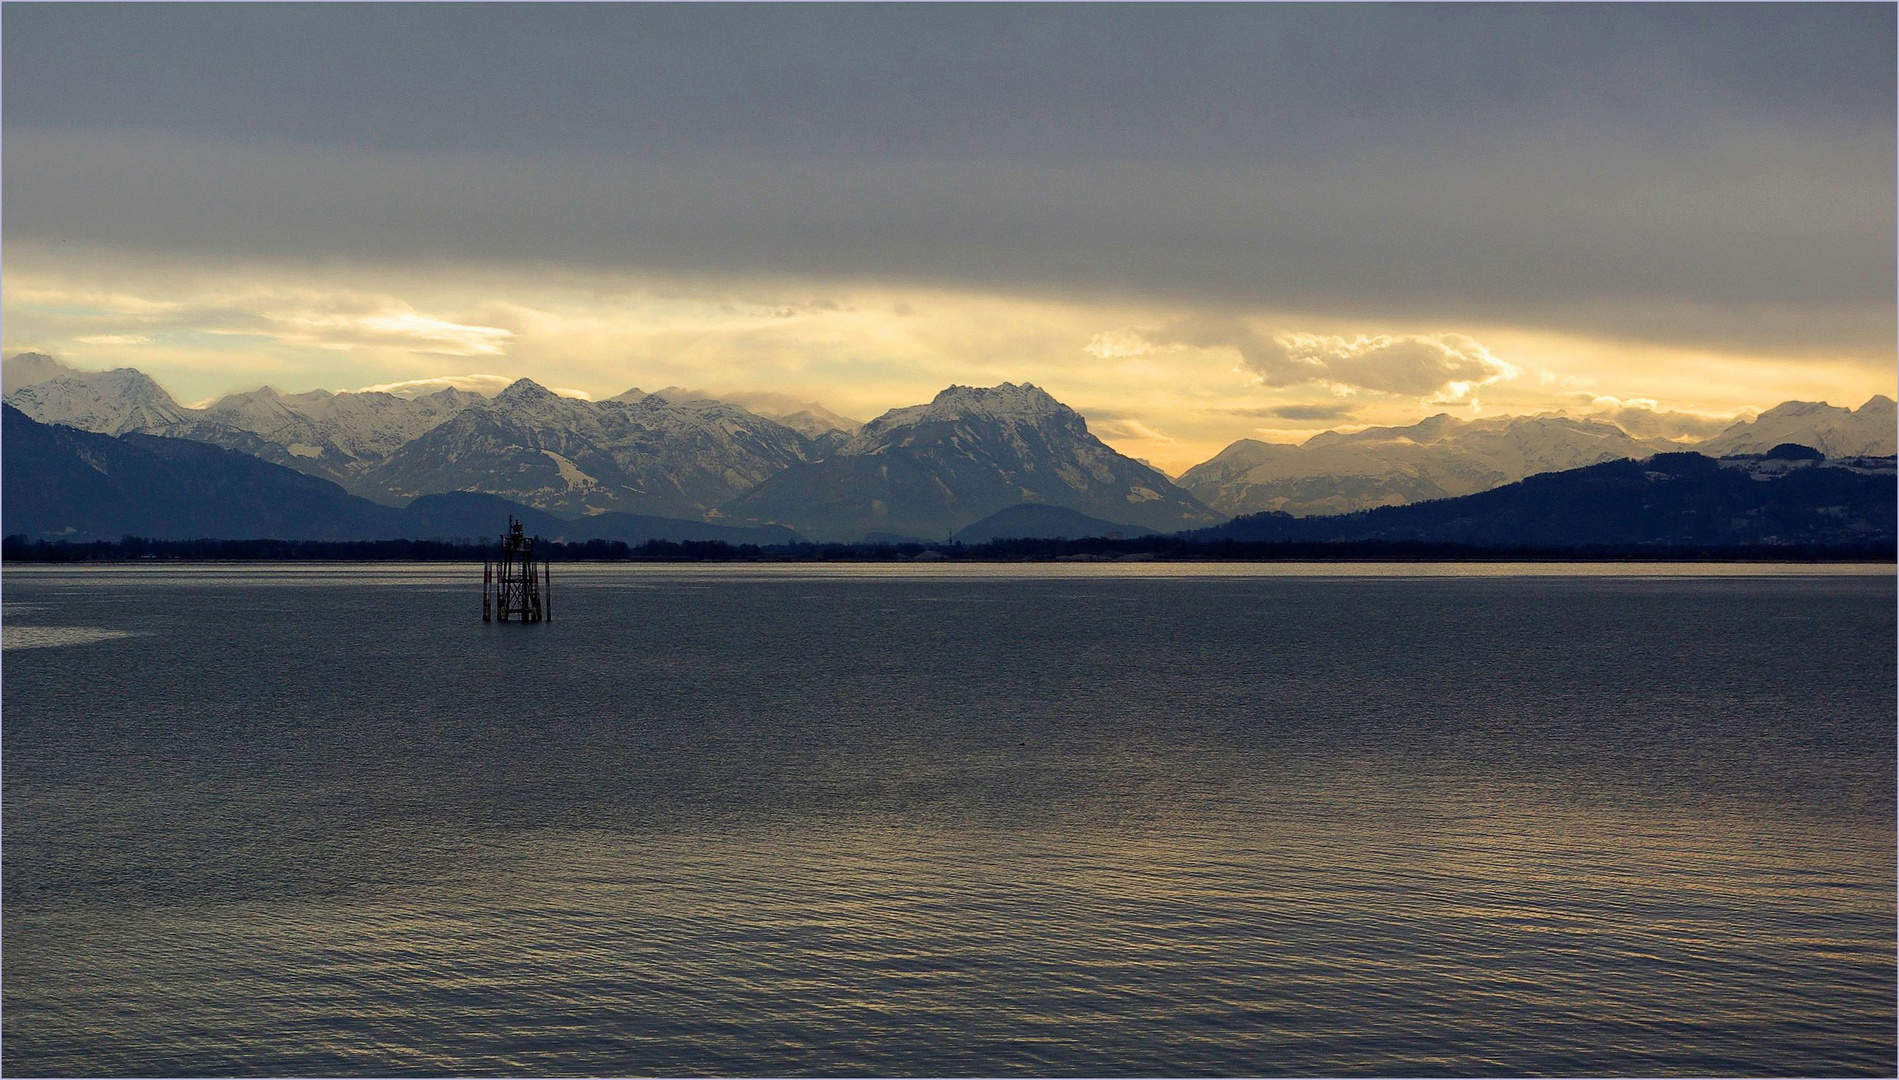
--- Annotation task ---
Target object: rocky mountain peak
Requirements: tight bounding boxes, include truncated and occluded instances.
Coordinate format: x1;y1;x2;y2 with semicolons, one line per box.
107;368;173;396
206;386;287;409
492;378;560;407
1755;400;1837;420
852;382;1075;451
422;387;484;407
924;382;1065;420
725;382;1219;541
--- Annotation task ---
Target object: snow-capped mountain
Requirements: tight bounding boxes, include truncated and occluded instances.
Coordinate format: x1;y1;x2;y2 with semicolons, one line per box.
2;404;808;544
359;378;818;517
2;354;194;435
10;350;1887;534
1180;413;1680;517
201;386;486;462
1;351;486;486
616;386;861;452
155;385;488;487
1697;397;1896;459
721;382;1223;541
1188;450;1895;551
0;357;820;516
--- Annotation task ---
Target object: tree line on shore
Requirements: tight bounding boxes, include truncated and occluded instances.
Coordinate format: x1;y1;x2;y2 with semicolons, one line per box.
5;534;1890;564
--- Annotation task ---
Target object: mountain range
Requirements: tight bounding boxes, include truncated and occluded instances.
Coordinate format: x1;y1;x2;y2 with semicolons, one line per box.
1176;399;1897;518
3;356;489;487
1187;445;1896;550
1;405;800;545
5;351;1894;542
1698;398;1897;459
1;354;832;518
13;395;1888;554
3;356;1220;541
354;379;819;518
9;399;1891;553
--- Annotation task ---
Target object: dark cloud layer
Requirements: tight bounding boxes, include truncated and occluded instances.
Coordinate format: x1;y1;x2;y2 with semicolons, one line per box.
5;5;1892;352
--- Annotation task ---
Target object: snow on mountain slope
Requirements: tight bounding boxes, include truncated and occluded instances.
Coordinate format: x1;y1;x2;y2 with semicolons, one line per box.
3;368;193;435
616;386;861;444
1180;413;1679;517
846;382;1068;442
11;349;1886;530
1;359;819;515
360;378;818;517
1;355;486;489
190;386;484;462
142;386;487;490
1697;397;1896;458
722;382;1222;541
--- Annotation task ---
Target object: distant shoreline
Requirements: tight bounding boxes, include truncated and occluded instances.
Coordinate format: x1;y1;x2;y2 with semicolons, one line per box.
4;536;1892;565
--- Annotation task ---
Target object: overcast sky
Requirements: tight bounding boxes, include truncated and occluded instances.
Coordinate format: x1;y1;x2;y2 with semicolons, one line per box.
4;4;1893;471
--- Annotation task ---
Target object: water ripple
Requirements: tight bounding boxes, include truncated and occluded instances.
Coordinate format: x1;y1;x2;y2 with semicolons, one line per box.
3;567;1892;1075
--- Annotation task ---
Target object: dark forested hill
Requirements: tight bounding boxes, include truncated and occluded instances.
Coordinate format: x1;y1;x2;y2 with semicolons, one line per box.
1186;452;1896;550
3;404;409;541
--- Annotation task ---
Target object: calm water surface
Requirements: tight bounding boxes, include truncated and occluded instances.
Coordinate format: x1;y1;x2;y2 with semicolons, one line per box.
4;563;1894;1076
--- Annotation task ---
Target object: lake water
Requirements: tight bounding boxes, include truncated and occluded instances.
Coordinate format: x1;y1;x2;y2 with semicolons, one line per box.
3;563;1893;1076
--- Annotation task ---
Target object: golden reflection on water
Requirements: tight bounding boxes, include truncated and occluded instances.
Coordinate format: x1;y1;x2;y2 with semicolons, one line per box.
3;566;1891;1075
12;773;1890;1076
0;624;136;649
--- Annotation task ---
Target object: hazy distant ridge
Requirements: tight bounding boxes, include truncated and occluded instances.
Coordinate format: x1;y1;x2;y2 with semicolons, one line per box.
1177;399;1896;518
1187;449;1896;550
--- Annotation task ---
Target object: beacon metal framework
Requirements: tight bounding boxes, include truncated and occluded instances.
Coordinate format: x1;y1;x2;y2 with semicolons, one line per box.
483;517;550;622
